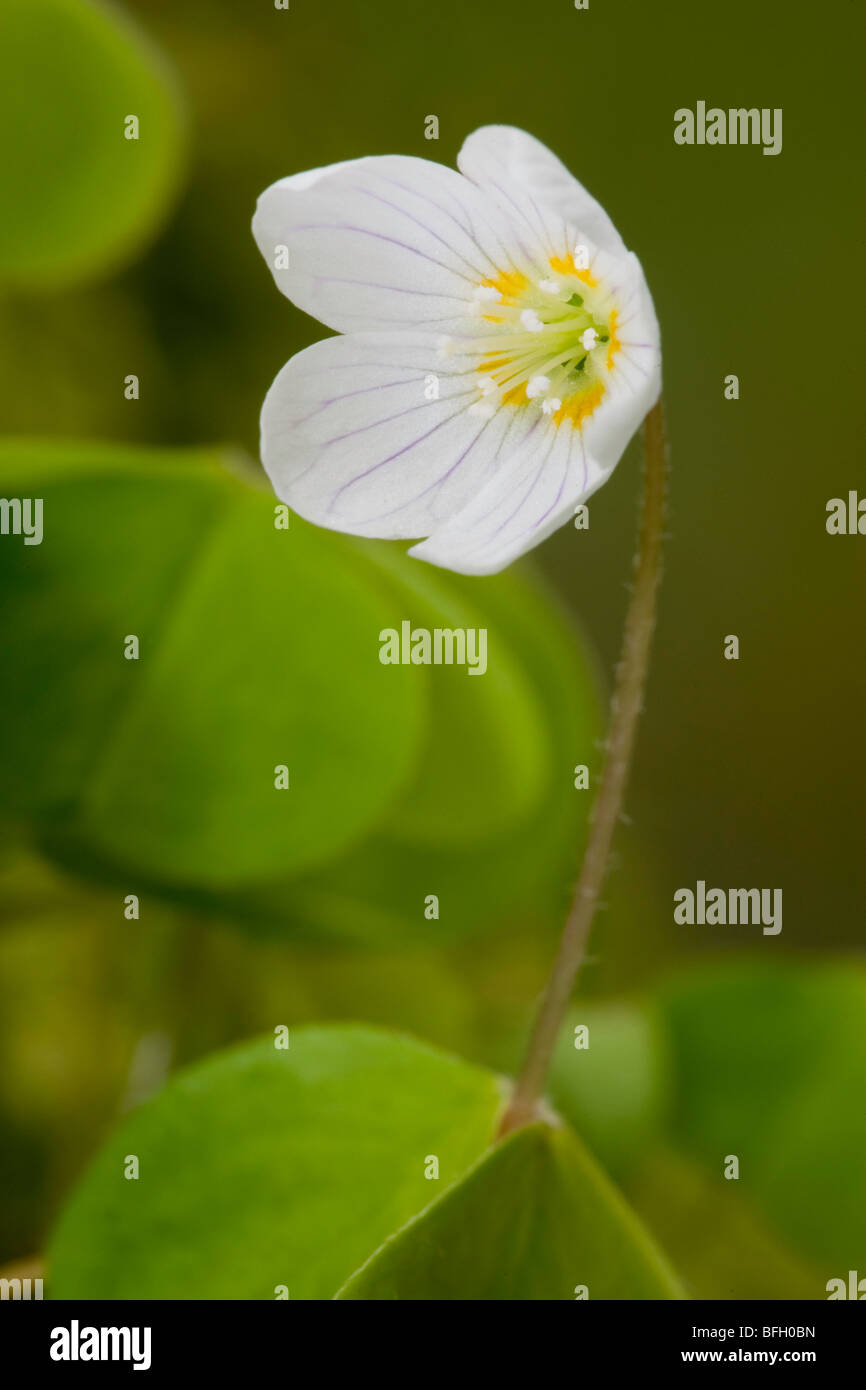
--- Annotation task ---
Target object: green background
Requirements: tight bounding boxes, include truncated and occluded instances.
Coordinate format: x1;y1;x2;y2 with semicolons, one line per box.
5;0;862;953
0;0;863;1299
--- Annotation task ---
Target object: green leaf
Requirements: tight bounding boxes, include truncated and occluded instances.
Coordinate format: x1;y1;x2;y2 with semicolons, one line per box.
627;1147;822;1300
337;1122;684;1300
660;960;866;1269
0;0;185;289
364;549;549;848
0;440;424;886
48;1026;503;1299
0;439;603;941
0;906;138;1257
545;1001;672;1175
282;556;604;944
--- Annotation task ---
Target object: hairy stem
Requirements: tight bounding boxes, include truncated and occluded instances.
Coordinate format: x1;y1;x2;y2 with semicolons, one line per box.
499;398;668;1136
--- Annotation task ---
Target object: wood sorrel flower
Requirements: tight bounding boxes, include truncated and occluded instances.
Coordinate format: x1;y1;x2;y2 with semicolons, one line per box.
253;126;661;575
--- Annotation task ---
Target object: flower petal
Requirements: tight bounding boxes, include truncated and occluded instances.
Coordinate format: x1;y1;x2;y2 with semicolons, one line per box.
581;253;662;473
252;155;537;334
260;331;539;539
409;248;661;578
409;421;598;576
458;126;628;260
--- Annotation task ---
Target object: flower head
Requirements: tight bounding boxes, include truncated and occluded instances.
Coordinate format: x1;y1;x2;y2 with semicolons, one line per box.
253;126;661;575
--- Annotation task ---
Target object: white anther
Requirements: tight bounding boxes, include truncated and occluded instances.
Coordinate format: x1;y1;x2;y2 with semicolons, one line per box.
473;284;501;302
477;375;498;396
542;397;562;415
537;278;561;295
469;400;497;419
580;328;598;351
526;375;552;399
520;309;544;333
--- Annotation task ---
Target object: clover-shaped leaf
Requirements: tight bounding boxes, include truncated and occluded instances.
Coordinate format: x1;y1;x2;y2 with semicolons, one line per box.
48;1026;682;1300
0;0;185;289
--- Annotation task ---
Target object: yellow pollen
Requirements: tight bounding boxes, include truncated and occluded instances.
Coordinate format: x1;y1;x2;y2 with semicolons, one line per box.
501;384;527;408
472;264;614;428
482;269;529;299
548;253;598;288
606;308;621;370
554;382;605;428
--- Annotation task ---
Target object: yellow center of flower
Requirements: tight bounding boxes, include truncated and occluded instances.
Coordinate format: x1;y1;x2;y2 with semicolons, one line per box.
463;247;621;428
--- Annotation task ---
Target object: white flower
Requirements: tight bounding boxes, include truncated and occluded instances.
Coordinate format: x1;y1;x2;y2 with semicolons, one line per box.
252;126;661;576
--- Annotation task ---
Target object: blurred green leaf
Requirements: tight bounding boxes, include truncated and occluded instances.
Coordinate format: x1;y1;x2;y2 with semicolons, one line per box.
0;440;425;886
0;905;140;1257
48;1026;503;1299
282;554;604;945
338;1122;684;1300
627;1147;822;1300
0;0;185;289
545;1000;672;1176
371;556;548;848
660;960;866;1270
0;439;603;942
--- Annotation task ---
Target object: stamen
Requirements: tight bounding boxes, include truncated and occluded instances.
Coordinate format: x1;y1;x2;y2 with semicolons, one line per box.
463;259;621;432
526;375;551;398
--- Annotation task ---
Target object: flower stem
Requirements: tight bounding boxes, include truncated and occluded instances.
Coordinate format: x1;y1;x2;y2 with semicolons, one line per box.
498;398;668;1137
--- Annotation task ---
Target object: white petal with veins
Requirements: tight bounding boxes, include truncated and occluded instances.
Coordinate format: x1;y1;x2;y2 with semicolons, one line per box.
253;127;661;573
261;331;537;541
457;125;629;259
253;155;533;334
409;419;602;576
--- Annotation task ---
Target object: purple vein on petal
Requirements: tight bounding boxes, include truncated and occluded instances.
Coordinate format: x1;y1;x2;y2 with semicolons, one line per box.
307;274;469;301
292;375;427;428
348;184;493;282
290;223;478;285
327;398;478;512
320;388;475;450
